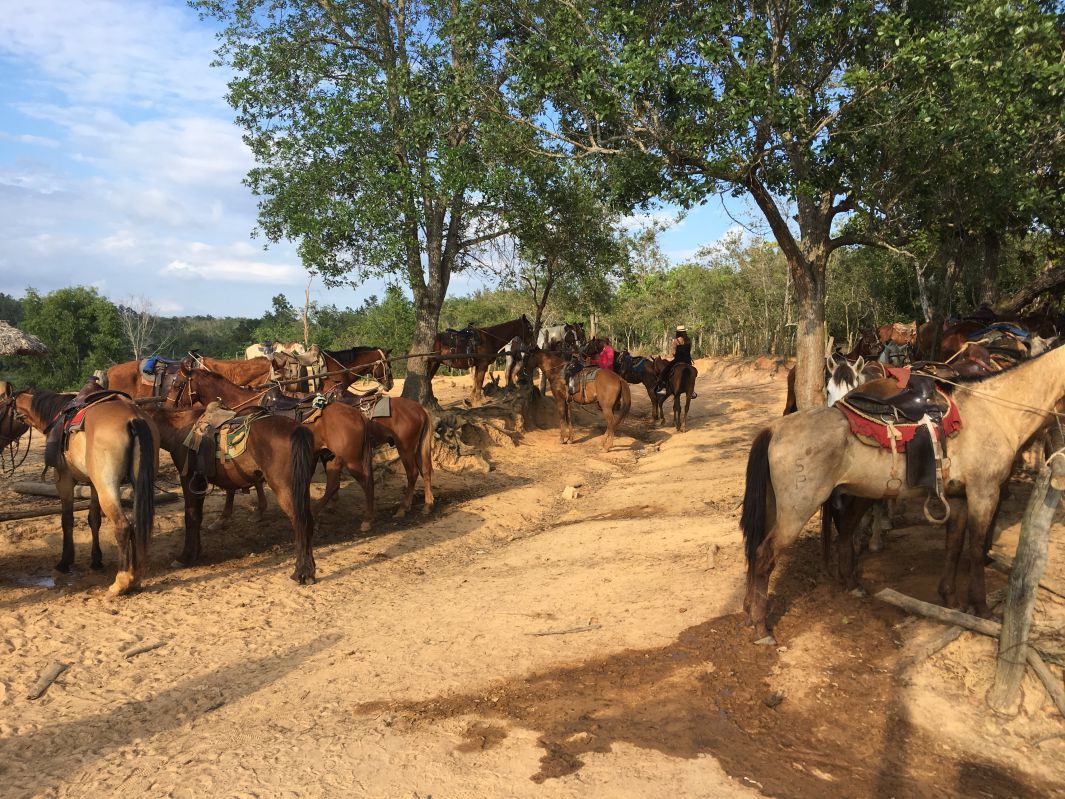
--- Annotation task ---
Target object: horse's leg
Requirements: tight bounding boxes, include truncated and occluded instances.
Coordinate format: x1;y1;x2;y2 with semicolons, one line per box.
673;390;682;431
88;485;104;570
965;492;998;617
868;501;889;552
55;470;77;573
682;391;692;432
254;481;267;519
347;448;375;533
175;475;205;566
394;442;418;520
937;499;969;609
836;497;874;592
600;396;616;451
96;484;135;595
209;489;237;532
312;458;343;519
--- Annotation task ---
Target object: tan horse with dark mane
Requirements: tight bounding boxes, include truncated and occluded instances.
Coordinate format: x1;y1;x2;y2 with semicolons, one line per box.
525;349;631;451
0;386;157;595
740;343;1065;644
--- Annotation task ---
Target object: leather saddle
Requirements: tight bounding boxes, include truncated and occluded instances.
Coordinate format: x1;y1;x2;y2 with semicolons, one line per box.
139;355;183;396
844;374;945;423
259;387;327;422
44;387;128;468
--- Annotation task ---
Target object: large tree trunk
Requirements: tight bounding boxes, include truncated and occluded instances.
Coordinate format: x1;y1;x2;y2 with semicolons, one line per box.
980;230;1001;307
789;247;827;410
402;292;444;408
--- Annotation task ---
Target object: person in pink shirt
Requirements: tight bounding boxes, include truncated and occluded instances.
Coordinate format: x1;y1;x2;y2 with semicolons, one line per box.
595;338;615;371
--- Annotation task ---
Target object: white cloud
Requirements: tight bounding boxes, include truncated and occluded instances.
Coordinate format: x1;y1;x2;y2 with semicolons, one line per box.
161;258;303;284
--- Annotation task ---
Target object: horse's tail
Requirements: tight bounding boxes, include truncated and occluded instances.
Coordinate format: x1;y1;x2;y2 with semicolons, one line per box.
127;417;155;575
418;408;434;484
290;425;316;555
615;378;632;425
678;364;695;396
741;429;773;567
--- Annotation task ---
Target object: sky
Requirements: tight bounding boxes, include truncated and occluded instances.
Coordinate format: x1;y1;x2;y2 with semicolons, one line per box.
0;0;746;319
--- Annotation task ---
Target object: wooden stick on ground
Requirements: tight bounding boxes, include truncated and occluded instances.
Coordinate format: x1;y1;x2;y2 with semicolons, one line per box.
26;661;69;700
526;624;602;637
122;640;166;659
988;467;1061;713
1027;649;1065;718
988;552;1065;601
0;491;180;523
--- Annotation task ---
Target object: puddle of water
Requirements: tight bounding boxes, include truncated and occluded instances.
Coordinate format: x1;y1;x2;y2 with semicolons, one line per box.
2;574;56;588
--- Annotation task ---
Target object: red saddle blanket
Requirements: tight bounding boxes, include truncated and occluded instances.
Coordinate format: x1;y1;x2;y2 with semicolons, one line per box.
836;390;962;451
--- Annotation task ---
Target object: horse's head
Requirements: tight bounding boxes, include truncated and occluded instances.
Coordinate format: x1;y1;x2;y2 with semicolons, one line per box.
0;385;30;451
571;322;587;344
374;349;394;391
825;354;864;407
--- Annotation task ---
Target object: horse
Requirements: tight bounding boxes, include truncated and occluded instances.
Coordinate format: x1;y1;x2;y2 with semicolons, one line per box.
0;386;157;595
245;340;307;359
168;363;376;531
429;316;534;402
524;349;631;451
105;356;184;399
651;357;698;431
323;346;393;391
740;342;1065;643
615;351;659;407
143;405;319;583
536;322;586;352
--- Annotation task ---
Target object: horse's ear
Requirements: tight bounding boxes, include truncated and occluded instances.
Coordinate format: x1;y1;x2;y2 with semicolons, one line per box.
855;356;865;373
825;355;834;374
384;348;393;357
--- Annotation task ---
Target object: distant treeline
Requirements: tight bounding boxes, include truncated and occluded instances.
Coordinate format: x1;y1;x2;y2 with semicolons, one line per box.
1;231;1058;391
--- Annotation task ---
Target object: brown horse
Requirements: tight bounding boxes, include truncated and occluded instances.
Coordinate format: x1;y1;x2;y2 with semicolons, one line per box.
615;351;659;407
741;342;1065;643
651;357;697;431
1;387;157;595
169;364;376;531
105;356;184;399
429;316;534;402
144;405;318;583
323;347;394;391
525;349;631;451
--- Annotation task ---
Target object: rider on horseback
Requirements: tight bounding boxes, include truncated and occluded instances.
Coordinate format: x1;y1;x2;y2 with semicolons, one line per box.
655;325;696;397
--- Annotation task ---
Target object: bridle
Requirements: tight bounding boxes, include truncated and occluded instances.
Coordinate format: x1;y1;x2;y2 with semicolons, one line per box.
0;393;33;475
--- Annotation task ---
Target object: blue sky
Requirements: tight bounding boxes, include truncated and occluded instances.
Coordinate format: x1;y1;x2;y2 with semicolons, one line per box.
0;0;745;318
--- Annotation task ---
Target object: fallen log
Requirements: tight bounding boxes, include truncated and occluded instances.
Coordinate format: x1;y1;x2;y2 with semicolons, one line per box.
26;661;69;700
0;491;181;523
988;551;1065;601
875;588;1065;717
12;481;92;499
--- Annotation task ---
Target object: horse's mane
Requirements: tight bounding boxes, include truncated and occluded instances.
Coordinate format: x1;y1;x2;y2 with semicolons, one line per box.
31;390;75;424
327;346;379;358
829;358;857;385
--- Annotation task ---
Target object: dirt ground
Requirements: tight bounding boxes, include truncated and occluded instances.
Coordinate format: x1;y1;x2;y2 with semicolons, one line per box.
2;358;1065;798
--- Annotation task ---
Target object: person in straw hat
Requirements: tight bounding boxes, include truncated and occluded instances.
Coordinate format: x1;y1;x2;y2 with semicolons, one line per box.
655;324;696;397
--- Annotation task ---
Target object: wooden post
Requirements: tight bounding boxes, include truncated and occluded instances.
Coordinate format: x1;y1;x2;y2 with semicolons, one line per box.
987;466;1061;714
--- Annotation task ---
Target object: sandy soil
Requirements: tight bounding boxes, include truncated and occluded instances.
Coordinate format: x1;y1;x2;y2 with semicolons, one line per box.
1;359;1064;798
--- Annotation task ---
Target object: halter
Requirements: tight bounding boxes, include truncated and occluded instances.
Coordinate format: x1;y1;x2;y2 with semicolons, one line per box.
0;393;33;475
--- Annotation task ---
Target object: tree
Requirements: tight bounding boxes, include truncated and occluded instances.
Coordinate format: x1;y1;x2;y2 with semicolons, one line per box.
19;287;124;390
496;0;1061;407
118;296;172;362
199;0;574;407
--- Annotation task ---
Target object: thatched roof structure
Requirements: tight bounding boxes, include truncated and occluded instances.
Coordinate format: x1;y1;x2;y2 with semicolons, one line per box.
0;320;48;357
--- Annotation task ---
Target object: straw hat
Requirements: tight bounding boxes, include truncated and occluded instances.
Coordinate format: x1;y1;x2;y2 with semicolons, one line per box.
0;320;48;357
676;325;687;332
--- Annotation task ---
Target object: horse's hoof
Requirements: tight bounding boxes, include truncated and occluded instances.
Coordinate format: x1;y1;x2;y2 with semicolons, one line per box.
108;571;135;596
754;635;778;646
421;504;433;515
849;586;868;598
291;570;317;585
55;562;72;574
360;521;372;533
90;561;105;572
393;508;408;520
207;520;227;532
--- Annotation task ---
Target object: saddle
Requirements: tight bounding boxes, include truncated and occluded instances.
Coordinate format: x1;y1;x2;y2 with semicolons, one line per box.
837;371;961;498
342;385;391;419
181;405;264;484
259;387;327;424
568;366;600;401
139;355;182;397
44;388;129;468
442;327;480;353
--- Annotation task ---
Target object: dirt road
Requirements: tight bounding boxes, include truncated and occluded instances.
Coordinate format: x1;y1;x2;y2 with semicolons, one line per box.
1;361;1064;798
